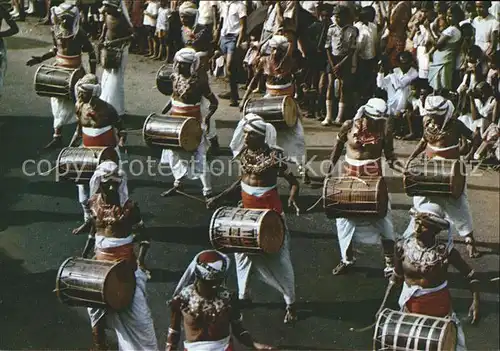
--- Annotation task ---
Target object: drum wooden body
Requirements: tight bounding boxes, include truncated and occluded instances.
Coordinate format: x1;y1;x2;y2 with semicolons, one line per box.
209;207;284;254
404;158;466;199
143;113;202;152
156;64;174;96
243;96;298;128
55;257;136;311
100;47;122;69
56;147;119;183
34;64;84;100
323;176;389;218
373;308;457;351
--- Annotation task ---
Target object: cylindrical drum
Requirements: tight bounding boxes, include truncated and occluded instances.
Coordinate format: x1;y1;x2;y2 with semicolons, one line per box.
323;176;389;218
156;64;174;96
142;113;202;152
403;158;466;199
209;207;285;254
34;64;85;100
243;96;298;128
100;46;123;69
373;308;457;351
56;147;119;183
55;257;136;311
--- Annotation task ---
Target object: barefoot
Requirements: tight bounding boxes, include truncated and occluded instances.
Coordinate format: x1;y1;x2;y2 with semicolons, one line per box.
284;304;297;324
332;261;354;275
466;238;481;258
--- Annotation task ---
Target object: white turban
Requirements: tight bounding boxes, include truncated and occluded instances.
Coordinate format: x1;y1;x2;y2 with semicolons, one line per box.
173;48;200;75
179;1;198;16
75;74;101;98
89;161;129;207
51;3;80;38
269;35;289;51
354;98;387;120
171;250;231;298
101;0;133;28
424;95;455;129
229;113;280;158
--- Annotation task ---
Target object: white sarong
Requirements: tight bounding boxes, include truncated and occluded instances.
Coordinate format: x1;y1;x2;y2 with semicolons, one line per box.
184;336;231;351
399;281;467;351
201;95;217;140
88;235;158;351
100;45;129;116
51;97;76;129
403;187;473;239
235;185;296;305
160;107;212;196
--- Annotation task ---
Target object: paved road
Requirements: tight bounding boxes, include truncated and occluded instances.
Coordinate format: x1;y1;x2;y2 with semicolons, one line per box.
0;20;499;350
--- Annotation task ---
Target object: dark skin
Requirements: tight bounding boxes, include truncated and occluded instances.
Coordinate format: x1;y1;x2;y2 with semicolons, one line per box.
99;5;134;49
70;89;126;147
392;219;480;324
72;180;150;275
166;278;273;350
0;5;20;38
206;130;299;212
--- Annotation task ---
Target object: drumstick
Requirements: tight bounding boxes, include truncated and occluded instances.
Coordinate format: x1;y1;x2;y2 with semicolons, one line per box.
306;195;323;212
350;280;395;332
39;165;59;176
176;189;206;203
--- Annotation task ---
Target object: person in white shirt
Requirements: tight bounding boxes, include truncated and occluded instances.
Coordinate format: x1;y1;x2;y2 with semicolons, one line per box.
196;0;218;40
355;5;378;101
216;0;247;107
472;1;499;57
376;51;418;118
143;0;160;57
155;0;170;60
300;0;319;18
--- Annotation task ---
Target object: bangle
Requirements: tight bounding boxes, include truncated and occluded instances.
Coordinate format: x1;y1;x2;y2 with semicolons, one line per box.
168;328;179;335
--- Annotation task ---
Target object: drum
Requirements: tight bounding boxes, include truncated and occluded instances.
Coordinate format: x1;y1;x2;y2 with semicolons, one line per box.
243;96;298;128
403;158;466;199
55;257;136;310
209;207;284;254
56;147;119;183
142;113;202;152
100;46;123;69
34;64;85;100
373;308;457;351
323;176;389;218
156;64;174;96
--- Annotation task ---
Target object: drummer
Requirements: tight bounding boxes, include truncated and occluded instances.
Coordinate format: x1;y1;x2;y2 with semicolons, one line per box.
207;114;299;324
26;2;97;149
72;161;157;350
327;98;399;277
70;74;125;223
166;250;273;351
178;1;220;154
392;203;480;351
160;47;218;201
99;0;134;118
237;33;310;184
404;95;482;258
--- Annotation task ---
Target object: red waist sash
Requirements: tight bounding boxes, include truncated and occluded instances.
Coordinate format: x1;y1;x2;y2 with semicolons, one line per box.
343;159;382;177
405;287;452;318
171;104;202;121
241;188;283;214
95;243;137;269
425;146;460;159
82;128;117;147
266;84;295;97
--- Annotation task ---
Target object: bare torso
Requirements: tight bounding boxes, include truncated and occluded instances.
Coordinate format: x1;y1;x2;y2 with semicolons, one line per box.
423;116;471;158
89;194;141;238
76;99;119;128
53;30;91;56
240;147;284;187
171;73;208;105
341;119;387;160
104;13;131;41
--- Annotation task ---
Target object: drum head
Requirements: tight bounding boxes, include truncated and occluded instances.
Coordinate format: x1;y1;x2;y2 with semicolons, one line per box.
54;257;75;303
179;118;203;152
103;260;136;311
450;160;466;199
282;96;298;127
375;177;389;217
95;147;119;165
258;210;284;254
440;322;457;351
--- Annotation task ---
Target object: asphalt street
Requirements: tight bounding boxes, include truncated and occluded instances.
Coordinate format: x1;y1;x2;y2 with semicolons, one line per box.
0;20;499;350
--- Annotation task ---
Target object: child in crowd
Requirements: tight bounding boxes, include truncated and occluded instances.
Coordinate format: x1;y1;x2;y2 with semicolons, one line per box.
155;0;170;60
143;0;159;57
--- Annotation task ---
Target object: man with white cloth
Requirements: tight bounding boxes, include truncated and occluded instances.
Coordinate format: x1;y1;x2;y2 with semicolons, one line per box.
26;2;97;149
99;0;134;117
166;250;273;351
160;48;218;201
72;161;157;351
404;95;482;258
391;202;480;351
69;74;125;229
327;98;400;277
208;114;299;324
